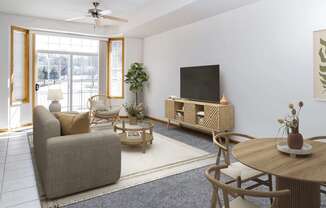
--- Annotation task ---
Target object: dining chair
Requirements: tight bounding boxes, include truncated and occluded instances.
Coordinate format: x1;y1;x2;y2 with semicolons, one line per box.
212;132;273;192
308;136;326;194
308;136;326;143
205;165;290;208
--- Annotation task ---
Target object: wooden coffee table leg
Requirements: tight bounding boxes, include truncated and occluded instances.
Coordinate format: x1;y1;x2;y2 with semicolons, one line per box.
142;130;146;153
150;128;153;144
276;176;320;208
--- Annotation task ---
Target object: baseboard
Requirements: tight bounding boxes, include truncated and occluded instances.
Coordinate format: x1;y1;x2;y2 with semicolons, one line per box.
0;128;8;133
144;115;211;135
0;122;33;133
21;122;33;127
145;115;167;123
145;115;179;127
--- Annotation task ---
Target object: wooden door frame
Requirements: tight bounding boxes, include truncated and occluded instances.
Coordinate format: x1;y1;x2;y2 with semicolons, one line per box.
32;33;37;109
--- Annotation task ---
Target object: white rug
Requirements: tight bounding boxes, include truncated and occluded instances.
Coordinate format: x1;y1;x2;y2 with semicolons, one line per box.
121;132;211;176
38;131;216;207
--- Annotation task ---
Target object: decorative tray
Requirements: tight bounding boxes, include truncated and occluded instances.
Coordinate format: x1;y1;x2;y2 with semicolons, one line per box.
276;142;312;157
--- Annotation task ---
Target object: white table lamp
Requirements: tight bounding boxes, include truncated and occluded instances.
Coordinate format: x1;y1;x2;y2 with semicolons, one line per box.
48;89;63;112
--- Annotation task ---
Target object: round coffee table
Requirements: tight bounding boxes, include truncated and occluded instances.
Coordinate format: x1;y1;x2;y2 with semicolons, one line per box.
113;120;154;153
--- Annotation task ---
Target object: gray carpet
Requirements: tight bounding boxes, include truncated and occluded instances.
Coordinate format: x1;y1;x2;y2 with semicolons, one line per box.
65;123;326;208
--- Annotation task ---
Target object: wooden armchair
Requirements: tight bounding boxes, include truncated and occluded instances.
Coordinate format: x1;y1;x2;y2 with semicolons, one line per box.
212;132;273;192
205;165;290;208
88;95;121;125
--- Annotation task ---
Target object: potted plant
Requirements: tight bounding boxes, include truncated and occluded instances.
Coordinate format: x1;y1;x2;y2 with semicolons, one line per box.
125;63;149;105
124;103;144;125
277;101;304;149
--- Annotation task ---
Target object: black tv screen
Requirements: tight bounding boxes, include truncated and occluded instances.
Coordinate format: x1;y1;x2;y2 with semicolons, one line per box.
180;65;220;102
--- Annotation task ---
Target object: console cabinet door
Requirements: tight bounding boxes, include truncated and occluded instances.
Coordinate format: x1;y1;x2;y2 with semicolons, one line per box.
203;105;220;130
218;105;235;131
184;103;196;124
165;100;175;119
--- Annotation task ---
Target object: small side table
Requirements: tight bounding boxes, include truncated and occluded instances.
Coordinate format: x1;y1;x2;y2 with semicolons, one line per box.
114;120;154;153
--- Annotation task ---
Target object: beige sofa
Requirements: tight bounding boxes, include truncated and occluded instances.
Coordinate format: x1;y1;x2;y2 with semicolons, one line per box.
33;106;121;199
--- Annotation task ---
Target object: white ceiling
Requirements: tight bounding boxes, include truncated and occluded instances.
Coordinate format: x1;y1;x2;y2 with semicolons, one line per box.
0;0;260;37
122;0;260;37
0;0;155;24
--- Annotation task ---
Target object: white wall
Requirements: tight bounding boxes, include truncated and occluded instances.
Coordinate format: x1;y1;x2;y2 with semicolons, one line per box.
124;37;144;104
143;0;326;137
0;12;143;128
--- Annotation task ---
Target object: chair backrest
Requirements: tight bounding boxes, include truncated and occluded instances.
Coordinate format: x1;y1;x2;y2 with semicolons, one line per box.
212;132;256;165
307;136;326;143
88;95;112;111
205;165;290;208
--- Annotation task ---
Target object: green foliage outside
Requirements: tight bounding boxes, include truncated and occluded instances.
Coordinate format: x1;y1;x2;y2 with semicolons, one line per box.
49;67;59;84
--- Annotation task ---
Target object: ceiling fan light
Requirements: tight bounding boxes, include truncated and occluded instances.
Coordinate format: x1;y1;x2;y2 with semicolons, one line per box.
65;1;128;26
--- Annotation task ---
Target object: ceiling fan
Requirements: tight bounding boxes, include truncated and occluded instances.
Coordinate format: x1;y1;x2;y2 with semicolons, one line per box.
65;1;128;26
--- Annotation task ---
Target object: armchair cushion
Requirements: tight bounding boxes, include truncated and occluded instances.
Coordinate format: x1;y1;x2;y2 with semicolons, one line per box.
93;101;107;111
95;106;121;117
55;112;90;135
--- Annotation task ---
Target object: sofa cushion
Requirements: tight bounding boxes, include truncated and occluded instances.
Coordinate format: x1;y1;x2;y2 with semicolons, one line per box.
55;112;90;135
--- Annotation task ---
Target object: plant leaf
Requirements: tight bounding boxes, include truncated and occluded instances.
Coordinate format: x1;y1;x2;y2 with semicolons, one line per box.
320;65;326;73
319;48;326;63
321;38;326;47
320;78;326;85
319;72;326;80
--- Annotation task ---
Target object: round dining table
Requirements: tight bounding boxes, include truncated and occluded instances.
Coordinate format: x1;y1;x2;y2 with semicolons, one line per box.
232;138;326;208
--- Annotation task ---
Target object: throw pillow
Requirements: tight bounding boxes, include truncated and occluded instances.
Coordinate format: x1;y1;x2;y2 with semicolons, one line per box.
54;112;90;135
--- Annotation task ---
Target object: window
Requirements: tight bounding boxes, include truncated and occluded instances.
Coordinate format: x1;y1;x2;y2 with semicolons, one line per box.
10;26;30;105
35;34;99;112
107;38;124;98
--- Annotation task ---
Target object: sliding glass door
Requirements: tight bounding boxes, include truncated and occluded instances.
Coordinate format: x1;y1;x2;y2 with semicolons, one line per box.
71;55;98;111
36;52;70;111
35;35;99;112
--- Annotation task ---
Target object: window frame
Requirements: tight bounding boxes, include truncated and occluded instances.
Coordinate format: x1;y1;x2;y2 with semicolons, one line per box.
35;51;99;112
33;34;100;112
10;25;30;106
107;37;125;99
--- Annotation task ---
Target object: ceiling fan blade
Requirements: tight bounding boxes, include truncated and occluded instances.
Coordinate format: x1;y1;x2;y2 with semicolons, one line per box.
65;15;89;21
101;9;112;15
102;15;128;22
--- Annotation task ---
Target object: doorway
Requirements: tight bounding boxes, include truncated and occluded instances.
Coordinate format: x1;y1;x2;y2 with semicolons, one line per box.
34;34;99;112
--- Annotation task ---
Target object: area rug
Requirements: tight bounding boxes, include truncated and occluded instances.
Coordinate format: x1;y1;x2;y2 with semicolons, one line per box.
28;127;216;208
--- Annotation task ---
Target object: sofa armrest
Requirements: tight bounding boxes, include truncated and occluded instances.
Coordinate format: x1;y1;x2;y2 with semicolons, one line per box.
44;131;121;199
33;106;61;183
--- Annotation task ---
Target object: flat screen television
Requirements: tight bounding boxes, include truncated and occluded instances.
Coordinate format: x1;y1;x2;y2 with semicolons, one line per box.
180;65;220;102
